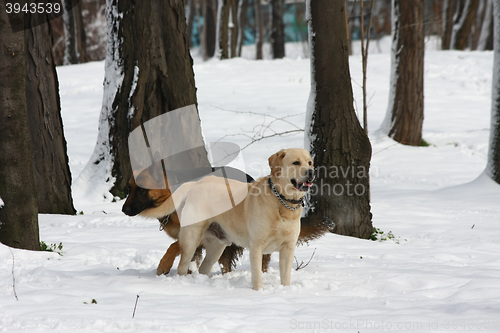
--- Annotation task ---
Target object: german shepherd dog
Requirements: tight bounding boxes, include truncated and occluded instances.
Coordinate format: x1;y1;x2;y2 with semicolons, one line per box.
122;154;336;277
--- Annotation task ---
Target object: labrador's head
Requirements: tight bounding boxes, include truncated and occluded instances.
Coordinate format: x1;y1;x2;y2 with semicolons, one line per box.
268;148;315;199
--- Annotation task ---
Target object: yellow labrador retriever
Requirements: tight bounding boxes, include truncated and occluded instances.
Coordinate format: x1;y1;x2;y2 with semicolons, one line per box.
175;148;315;290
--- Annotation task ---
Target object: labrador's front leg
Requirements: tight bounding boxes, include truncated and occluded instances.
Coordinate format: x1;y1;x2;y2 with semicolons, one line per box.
279;243;295;286
249;247;264;290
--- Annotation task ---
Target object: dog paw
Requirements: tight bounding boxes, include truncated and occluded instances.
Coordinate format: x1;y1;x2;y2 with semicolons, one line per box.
156;265;171;276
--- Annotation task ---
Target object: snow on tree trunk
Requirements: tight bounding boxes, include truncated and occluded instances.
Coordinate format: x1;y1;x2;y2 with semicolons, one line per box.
79;0;201;199
486;0;500;184
305;0;372;239
382;0;424;146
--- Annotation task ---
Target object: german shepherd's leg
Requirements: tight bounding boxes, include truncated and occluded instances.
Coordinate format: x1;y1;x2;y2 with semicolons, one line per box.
156;241;180;275
249;246;264;290
279;242;295;286
262;254;271;273
198;234;228;275
178;225;204;276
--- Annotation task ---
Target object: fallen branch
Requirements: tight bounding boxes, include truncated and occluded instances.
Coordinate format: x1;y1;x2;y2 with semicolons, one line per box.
294;248;316;271
9;248;18;301
132;295;139;318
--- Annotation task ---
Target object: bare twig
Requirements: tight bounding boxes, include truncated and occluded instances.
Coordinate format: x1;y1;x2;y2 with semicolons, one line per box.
9;248;18;301
132;295;139;318
239;130;304;150
210;106;305;150
294;248;316;271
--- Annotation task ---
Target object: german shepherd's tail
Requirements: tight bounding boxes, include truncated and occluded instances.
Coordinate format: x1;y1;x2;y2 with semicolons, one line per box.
297;216;336;245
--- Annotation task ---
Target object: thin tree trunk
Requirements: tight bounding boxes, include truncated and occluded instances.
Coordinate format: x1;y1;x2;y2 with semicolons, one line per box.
63;0;87;64
187;0;197;47
0;6;40;250
477;0;494;51
25;14;76;214
229;0;238;58
487;0;500;184
271;0;285;59
216;0;231;59
305;0;373;239
451;0;480;50
254;0;264;60
442;0;457;50
383;0;425;146
236;0;248;57
360;0;374;134
203;0;217;60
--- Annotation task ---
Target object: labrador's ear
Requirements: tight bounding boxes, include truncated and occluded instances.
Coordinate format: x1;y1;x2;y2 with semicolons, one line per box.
268;149;287;176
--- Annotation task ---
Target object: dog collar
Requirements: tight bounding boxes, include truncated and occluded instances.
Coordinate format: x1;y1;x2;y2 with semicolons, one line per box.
159;214;170;231
268;177;304;211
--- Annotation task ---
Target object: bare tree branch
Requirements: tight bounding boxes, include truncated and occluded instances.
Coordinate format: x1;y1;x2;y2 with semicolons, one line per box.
210;106;305;150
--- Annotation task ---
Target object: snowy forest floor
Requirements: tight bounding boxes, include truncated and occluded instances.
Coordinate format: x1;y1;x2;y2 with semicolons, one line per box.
1;40;500;332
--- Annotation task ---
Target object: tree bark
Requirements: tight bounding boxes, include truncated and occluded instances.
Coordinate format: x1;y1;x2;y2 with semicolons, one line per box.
0;6;40;250
487;0;500;184
383;0;425;146
305;0;373;239
271;0;285;59
87;0;203;198
25;15;76;214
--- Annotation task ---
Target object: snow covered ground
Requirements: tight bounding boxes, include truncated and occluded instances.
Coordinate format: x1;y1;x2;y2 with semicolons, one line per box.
2;39;500;332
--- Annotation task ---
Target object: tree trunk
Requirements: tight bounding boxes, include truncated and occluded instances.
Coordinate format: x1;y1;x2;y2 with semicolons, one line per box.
476;0;494;51
450;0;480;50
187;0;197;47
442;0;457;50
63;0;87;64
271;0;285;59
216;0;231;59
85;0;204;199
487;0;500;184
254;0;263;60
0;6;40;250
229;0;238;58
236;0;248;57
25;15;76;214
305;0;373;239
202;0;217;60
383;0;425;146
